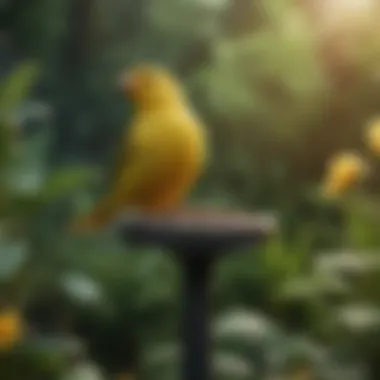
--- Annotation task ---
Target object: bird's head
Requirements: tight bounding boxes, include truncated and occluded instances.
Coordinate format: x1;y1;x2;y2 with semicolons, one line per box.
119;64;185;110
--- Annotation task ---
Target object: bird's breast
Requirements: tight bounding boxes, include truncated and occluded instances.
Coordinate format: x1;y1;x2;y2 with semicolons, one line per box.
127;111;207;211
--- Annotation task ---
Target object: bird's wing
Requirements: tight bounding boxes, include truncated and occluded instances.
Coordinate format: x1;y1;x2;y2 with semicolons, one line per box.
70;120;150;232
107;127;135;187
86;119;153;219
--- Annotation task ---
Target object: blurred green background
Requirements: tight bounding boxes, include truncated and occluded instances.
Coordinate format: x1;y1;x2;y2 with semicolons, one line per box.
2;0;380;379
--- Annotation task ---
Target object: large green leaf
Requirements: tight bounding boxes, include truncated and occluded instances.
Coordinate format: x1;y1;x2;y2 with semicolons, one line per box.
0;61;40;118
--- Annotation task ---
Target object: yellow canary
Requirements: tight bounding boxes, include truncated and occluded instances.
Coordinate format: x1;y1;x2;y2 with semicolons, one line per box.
0;308;23;351
70;64;208;231
322;151;367;198
364;117;380;156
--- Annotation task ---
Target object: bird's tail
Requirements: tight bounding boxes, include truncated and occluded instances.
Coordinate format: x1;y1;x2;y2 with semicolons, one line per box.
68;198;116;234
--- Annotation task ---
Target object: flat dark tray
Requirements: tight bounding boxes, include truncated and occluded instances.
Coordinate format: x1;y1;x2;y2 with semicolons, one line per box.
118;210;277;253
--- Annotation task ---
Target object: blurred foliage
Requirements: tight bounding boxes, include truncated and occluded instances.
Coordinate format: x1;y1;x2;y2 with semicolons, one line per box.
2;0;380;379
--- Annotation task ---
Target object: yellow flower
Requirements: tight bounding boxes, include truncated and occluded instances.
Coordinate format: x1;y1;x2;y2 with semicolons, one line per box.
365;117;380;156
322;151;367;198
289;365;313;380
115;373;135;380
0;308;23;351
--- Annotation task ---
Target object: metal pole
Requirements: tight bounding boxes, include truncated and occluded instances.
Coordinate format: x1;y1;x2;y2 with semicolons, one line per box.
180;255;214;380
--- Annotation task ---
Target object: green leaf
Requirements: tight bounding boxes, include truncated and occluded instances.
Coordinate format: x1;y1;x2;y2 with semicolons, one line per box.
40;166;100;201
5;167;46;197
60;272;104;306
213;351;254;380
0;61;40;118
0;240;29;281
61;362;105;380
214;309;281;344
